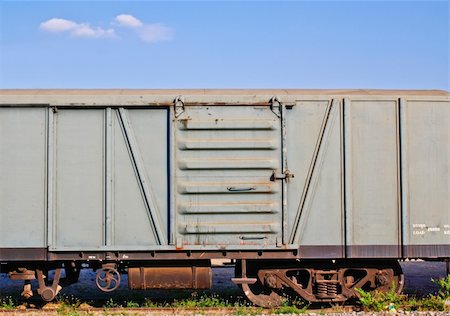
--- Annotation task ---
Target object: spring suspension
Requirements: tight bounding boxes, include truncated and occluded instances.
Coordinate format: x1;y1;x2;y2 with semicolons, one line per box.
315;282;339;298
313;270;341;299
327;282;338;296
316;283;328;297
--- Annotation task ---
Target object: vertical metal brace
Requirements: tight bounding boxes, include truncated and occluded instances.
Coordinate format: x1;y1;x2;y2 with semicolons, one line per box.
174;96;185;118
105;108;113;247
343;98;352;258
280;100;288;246
270;96;282;118
269;96;288;245
46;107;55;248
399;98;409;258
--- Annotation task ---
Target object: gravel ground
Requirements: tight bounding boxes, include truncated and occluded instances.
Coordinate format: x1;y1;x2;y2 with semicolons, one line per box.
0;260;449;314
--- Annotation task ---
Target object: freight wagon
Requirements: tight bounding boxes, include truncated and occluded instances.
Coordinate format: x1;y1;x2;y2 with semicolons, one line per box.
0;89;449;306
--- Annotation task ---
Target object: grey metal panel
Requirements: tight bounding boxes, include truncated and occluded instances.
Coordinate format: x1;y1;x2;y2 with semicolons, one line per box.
287;100;344;253
51;107;169;250
345;100;400;257
105;108;113;246
175;105;283;247
112;108;168;247
54;109;105;248
110;111;157;246
403;100;449;257
0;107;47;247
1;91;449;258
286;100;330;240
47;108;55;247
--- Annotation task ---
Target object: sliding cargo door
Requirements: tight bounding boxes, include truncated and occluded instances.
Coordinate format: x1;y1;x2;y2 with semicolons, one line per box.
49;108;169;251
174;105;284;248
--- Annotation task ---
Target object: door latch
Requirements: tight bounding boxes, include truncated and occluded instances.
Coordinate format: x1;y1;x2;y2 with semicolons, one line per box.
270;170;294;181
174;95;185;118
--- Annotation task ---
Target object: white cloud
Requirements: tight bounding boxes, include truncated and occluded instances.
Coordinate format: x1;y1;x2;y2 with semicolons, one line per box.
137;23;173;43
115;14;173;43
115;14;143;28
40;18;116;39
39;15;173;43
40;18;78;32
71;25;116;38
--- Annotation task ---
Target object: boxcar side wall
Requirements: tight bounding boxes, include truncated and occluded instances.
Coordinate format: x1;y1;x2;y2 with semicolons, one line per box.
0;90;448;261
287;98;449;259
1;106;170;256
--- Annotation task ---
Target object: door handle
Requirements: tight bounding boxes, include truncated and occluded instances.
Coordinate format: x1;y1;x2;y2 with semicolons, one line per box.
227;187;256;192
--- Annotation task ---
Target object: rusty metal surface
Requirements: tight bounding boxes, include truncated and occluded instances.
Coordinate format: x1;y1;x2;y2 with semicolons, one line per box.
0;261;447;307
36;268;62;301
8;269;36;281
0;249;47;261
128;266;211;290
95;264;121;292
235;259;404;306
2;245;450;263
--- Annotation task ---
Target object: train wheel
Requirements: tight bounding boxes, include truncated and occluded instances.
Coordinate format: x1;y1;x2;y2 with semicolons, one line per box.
233;260;285;307
95;264;121;292
234;259;404;306
340;260;404;299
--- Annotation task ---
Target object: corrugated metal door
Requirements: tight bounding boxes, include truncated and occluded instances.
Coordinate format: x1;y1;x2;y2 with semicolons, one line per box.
174;105;284;248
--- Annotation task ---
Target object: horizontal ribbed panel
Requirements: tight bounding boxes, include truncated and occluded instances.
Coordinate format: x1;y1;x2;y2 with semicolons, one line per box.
179;119;276;130
178;158;278;170
178;138;276;150
178;182;277;194
179;223;280;234
175;105;282;246
178;202;279;214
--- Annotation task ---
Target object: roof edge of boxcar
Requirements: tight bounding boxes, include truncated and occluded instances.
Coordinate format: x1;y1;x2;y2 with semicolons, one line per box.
0;89;449;96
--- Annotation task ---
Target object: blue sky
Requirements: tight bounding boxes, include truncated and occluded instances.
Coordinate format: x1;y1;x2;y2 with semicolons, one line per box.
0;1;449;90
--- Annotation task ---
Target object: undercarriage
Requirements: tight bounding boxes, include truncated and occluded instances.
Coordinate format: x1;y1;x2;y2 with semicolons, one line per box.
3;259;404;307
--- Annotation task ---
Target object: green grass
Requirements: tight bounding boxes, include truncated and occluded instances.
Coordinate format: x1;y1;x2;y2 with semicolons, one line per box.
0;296;16;309
172;294;232;308
104;298;122;308
2;274;449;313
433;274;450;299
356;275;450;312
271;303;308;314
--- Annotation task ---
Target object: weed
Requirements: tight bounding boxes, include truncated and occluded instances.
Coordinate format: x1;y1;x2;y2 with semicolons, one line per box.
356;276;450;312
173;294;231;308
125;301;139;308
142;298;160;308
0;296;16;309
356;285;405;312
271;300;308;314
272;304;306;314
233;306;264;316
418;294;445;311
104;298;121;308
57;294;82;309
433;274;450;299
355;289;385;311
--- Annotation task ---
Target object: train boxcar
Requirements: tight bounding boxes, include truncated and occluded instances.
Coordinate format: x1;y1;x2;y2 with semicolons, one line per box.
0;89;449;306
